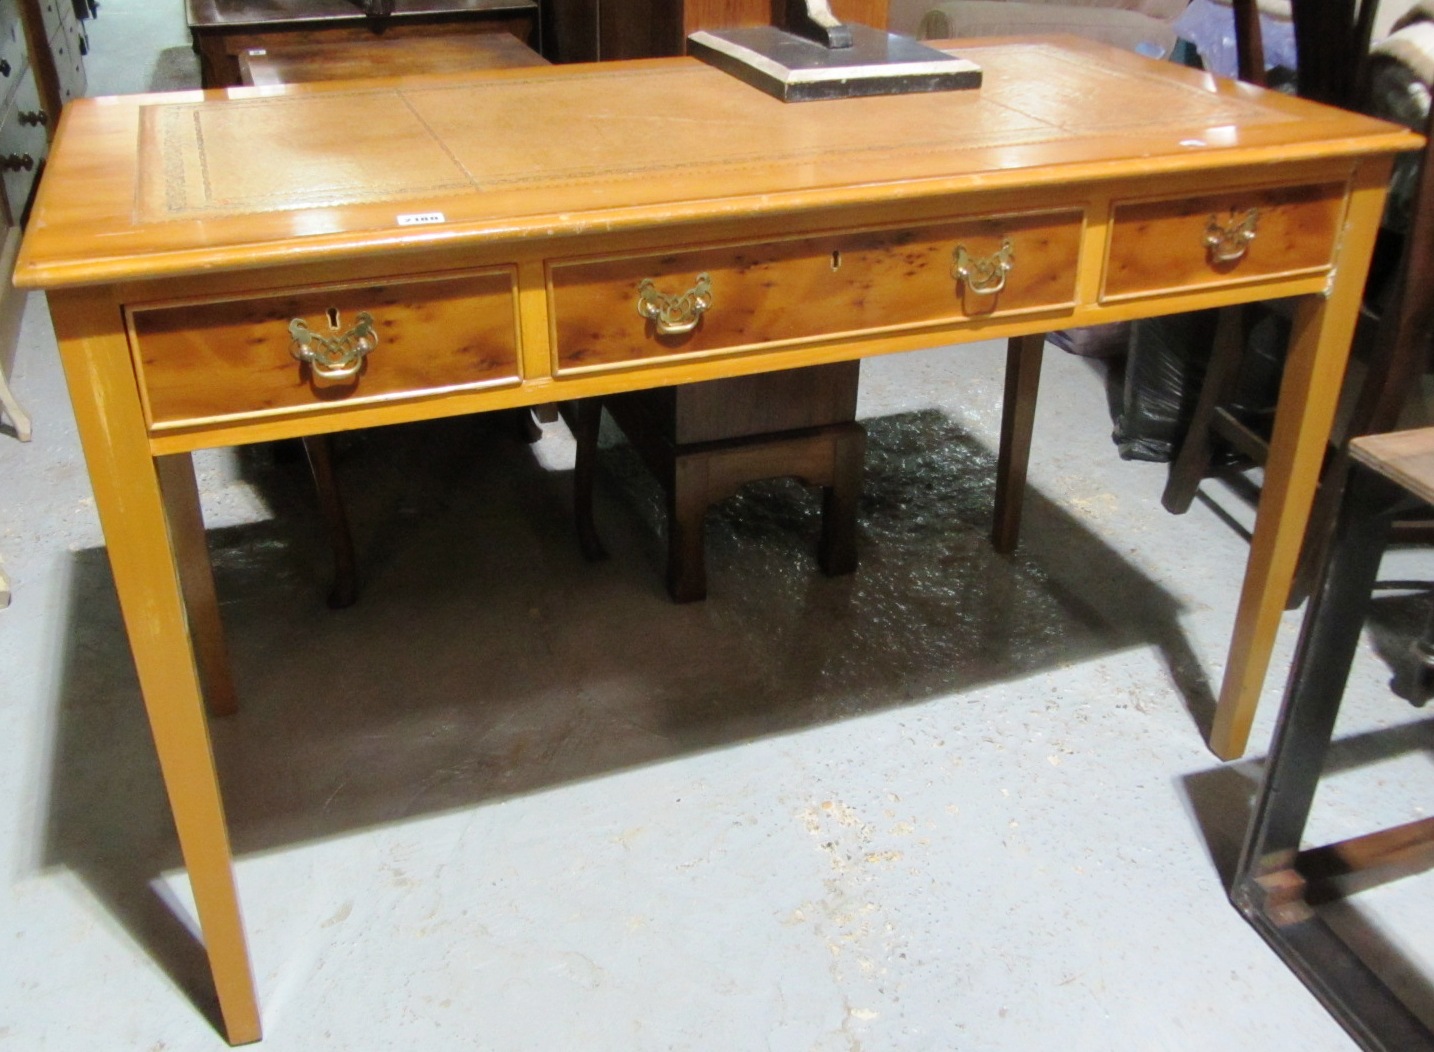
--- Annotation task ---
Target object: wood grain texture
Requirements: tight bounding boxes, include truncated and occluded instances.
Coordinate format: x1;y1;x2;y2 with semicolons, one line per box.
1351;427;1434;506
671;360;858;443
1103;181;1348;302
238;33;549;87
548;210;1082;373
18;41;1416;290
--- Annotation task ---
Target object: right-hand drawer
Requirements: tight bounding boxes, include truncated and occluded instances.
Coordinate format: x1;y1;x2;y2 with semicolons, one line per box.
1101;182;1347;303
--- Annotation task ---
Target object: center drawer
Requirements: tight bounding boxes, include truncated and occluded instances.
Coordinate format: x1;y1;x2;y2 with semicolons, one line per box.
548;211;1083;375
128;268;520;431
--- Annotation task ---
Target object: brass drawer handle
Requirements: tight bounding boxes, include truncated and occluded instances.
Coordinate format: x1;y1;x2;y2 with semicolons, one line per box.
637;272;712;335
953;238;1014;295
1204;208;1261;263
289;310;378;387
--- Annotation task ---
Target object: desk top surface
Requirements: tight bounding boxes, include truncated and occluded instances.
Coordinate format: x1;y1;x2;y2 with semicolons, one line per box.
15;38;1419;290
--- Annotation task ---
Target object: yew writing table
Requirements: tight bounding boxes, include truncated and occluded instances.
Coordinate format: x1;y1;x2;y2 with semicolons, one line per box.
14;39;1419;1042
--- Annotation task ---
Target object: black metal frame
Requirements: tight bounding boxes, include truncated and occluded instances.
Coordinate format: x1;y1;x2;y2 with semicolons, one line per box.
1230;460;1434;1050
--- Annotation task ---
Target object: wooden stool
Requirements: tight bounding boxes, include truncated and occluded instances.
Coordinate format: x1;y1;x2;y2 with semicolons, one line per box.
571;362;865;602
1232;426;1434;1050
238;32;550;609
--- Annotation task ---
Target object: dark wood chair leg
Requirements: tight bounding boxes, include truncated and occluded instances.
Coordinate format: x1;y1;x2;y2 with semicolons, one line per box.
667;455;711;603
1230;0;1267;86
512;406;544;443
1162;304;1250;515
818;422;865;577
302;434;358;609
157;453;239;717
569;398;609;562
992;332;1044;554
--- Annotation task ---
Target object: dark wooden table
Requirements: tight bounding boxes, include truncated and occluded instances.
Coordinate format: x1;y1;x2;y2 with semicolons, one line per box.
237;31;548;86
186;0;540;87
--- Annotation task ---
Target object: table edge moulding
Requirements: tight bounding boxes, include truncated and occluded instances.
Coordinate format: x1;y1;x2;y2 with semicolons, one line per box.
12;38;1422;1044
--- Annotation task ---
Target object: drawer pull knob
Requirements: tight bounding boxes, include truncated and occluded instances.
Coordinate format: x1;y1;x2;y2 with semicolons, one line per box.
2;153;34;172
289;310;378;386
1204;208;1261;263
17;110;47;127
953;238;1014;295
637;272;712;336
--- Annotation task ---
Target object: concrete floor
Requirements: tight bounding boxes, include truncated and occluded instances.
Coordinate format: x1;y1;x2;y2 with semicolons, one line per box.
3;4;1434;1049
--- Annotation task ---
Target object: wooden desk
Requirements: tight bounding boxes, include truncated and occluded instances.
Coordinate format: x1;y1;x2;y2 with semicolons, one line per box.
186;0;540;88
14;40;1418;1043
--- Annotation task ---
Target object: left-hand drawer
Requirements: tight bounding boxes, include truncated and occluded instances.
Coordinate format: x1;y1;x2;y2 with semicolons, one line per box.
128;269;521;431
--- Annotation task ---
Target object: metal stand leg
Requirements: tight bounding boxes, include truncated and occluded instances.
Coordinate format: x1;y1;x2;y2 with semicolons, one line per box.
1231;460;1434;1050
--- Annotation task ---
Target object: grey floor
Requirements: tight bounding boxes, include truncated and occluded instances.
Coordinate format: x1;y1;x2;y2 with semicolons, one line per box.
3;4;1433;1049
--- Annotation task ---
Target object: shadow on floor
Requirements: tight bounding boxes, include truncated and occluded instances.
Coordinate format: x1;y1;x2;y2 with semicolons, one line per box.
38;407;1211;1021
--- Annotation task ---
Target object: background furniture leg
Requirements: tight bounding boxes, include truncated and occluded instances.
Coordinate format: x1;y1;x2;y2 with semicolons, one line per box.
568;398;609;562
157;453;239;718
1234;464;1398;887
0;366;31;441
1162;305;1250;515
818;421;865;576
667;455;712;603
301;435;358;609
992;332;1044;554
